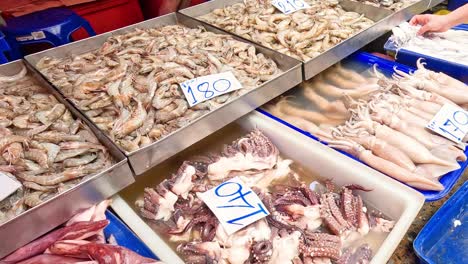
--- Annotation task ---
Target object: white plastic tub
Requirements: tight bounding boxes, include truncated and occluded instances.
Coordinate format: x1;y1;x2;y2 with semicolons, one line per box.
111;111;424;263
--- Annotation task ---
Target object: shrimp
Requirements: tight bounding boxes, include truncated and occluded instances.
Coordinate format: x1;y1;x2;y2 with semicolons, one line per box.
34;131;82;144
115;99;147;138
17;167;98;185
39;143;60;167
0;135;28;153
24;149;49;168
22;181;57;191
3;143;24;164
63;153;97;167
55;149;91;162
59;141;107;151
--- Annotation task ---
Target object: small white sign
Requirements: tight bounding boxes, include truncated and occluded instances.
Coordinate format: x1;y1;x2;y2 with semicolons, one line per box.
180;72;243;107
271;0;310;14
427;104;468;143
0;172;22;202
197;177;269;235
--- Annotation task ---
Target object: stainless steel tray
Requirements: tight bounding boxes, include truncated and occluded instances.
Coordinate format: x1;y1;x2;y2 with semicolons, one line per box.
25;13;303;176
111;111;425;264
0;60;134;258
180;0;443;80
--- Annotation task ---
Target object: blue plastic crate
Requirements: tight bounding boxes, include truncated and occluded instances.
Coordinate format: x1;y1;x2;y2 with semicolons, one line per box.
105;210;158;260
413;181;468;264
0;31;10;64
257;51;468;201
448;0;468;10
384;25;468;84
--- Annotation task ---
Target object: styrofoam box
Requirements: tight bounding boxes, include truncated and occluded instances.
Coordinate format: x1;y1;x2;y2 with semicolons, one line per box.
111;111;424;263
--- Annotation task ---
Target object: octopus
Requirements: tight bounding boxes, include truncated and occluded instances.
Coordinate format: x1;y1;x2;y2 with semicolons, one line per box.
136;130;395;263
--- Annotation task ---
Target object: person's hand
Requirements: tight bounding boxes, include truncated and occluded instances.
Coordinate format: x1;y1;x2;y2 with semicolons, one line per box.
409;14;451;35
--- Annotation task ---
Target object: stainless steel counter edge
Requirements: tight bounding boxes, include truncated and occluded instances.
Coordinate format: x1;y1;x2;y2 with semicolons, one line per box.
0;60;135;258
179;0;443;80
24;13;303;176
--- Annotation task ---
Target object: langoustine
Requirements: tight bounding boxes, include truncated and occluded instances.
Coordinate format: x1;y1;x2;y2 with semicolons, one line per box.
0;65;114;224
136;130;394;263
37;25;281;154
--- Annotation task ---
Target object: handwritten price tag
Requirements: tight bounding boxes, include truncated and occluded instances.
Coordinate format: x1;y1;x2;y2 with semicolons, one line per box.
0;172;22;202
427;104;468;143
180;72;243;107
197;177;269;235
271;0;310;14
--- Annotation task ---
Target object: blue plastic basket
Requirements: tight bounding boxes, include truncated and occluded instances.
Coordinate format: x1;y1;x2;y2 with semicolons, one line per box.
384;25;468;84
105;210;158;260
413;181;468;264
448;0;468;10
257;51;468;201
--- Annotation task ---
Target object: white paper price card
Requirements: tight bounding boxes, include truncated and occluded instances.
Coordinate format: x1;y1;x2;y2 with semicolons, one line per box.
180;71;243;107
271;0;310;14
427;104;468;143
0;172;22;202
197;177;269;235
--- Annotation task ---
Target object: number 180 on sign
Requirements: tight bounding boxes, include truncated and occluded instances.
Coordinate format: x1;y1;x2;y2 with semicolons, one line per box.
179;72;243;107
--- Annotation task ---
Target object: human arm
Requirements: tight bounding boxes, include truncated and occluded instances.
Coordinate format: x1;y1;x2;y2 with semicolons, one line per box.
410;4;468;35
158;0;183;16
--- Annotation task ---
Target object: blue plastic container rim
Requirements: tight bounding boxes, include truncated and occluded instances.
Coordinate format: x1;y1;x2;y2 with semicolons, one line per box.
384;25;468;69
413;181;468;264
104;210;159;260
257;51;468;201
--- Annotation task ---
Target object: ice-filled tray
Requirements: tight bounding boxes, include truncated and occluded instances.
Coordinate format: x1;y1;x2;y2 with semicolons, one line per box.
259;52;468;201
111;111;424;264
24;12;302;176
413;181;468;264
180;0;444;80
384;25;468;83
0;60;134;258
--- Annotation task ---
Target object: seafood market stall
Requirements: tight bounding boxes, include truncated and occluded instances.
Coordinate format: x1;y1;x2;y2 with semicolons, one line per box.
1;0;467;263
110;111;424;263
0;60;134;258
180;0;444;79
25;13;303;176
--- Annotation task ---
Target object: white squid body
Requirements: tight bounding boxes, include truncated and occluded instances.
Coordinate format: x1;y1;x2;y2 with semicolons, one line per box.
281;203;322;232
268;231;302;264
170;165;195;199
239;158;293;190
208;152;278;181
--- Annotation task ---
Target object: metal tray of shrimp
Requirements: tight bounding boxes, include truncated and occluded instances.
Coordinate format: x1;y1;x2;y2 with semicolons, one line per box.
0;60;134;258
110;111;424;264
179;0;443;80
24;12;303;176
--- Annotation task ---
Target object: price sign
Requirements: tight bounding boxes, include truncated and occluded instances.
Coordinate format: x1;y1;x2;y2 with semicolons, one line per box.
180;72;243;107
197;177;269;235
0;172;22;202
427;104;468;143
271;0;310;14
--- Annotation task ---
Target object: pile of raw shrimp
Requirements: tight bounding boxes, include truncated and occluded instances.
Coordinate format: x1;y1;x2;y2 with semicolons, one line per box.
0;65;114;224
